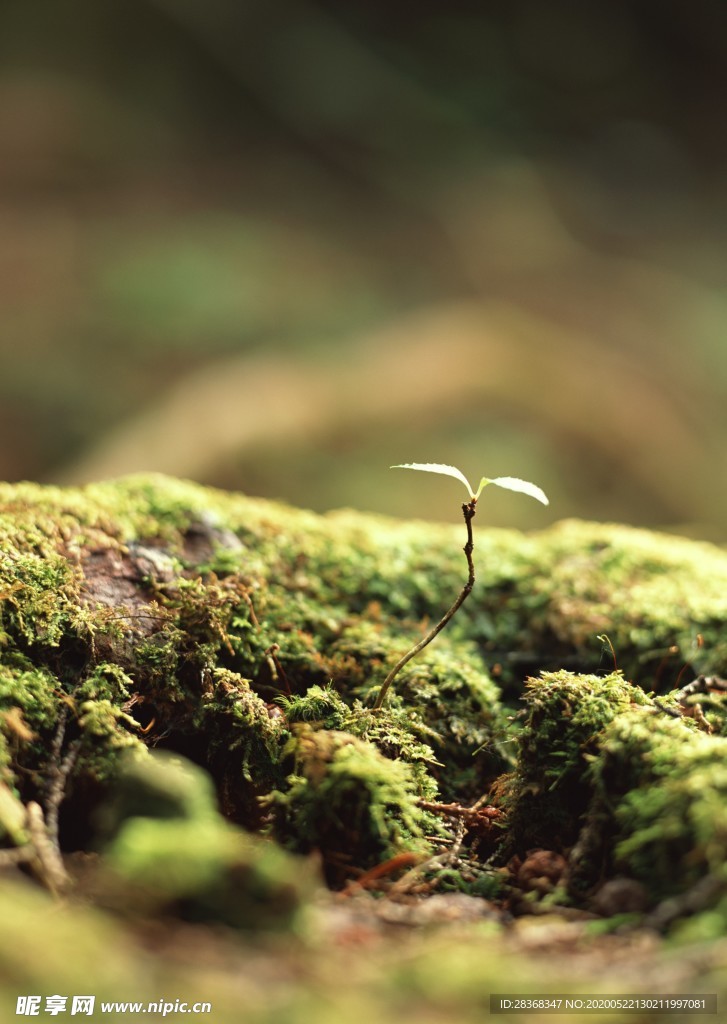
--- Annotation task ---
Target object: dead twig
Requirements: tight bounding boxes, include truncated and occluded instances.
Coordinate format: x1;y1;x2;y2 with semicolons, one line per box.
339;852;423;897
418;799;502;833
45;711;82;856
653;675;727;732
0;846;35;868
26;801;69;896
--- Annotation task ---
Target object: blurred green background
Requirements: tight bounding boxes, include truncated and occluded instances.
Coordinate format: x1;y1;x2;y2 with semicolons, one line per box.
1;0;726;536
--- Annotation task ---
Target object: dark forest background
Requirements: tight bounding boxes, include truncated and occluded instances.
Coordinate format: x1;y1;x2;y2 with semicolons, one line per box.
1;0;726;536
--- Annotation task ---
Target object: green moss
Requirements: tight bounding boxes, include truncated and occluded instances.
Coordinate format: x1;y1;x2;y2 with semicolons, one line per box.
0;553;76;649
279;684;442;802
108;817;313;930
74;663;134;703
526;520;727;689
0;781;27;845
395;644;509;796
0;658;143;805
97;750;220;836
590;710;727;903
671;900;727;944
430;865;504;899
76;700;143;780
0;473;725;910
269;726;436;885
194;668;288;822
345;705;441;798
503;676;727;928
273;621;508;799
102;751;316;931
279;683;349;728
505;671;649;851
0;660;59;737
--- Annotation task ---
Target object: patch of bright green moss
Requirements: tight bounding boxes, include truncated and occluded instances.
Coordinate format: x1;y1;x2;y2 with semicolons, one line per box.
278;683;442;803
590;710;727;904
527;520;727;690
0;657;143;801
504;671;649;851
504;671;727;931
269;726;437;885
279;683;350;729
97;750;220;836
193;668;288;823
104;753;315;931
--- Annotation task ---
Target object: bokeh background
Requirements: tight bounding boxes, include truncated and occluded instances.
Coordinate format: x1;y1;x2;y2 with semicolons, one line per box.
2;0;726;537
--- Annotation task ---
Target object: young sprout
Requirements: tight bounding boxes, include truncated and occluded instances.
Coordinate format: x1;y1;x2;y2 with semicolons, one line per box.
372;463;548;710
390;463;549;506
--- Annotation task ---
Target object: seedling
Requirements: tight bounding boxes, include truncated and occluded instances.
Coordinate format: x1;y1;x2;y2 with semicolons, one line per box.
372;463;548;710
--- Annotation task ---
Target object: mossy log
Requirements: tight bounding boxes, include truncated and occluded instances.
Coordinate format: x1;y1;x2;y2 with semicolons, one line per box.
0;473;726;919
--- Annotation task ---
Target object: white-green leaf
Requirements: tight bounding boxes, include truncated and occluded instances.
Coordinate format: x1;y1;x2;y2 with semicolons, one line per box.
391;463;474;497
477;476;549;505
392;463;549;506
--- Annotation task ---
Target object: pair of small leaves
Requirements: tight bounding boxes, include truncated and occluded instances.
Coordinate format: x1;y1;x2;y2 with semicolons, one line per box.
391;463;549;505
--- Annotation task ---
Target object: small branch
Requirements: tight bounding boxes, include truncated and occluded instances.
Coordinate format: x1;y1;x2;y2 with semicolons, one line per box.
26;801;69;896
418;799;501;831
677;674;727;702
0;845;35;868
373;499;477;710
646;872;726;931
44;708;83;855
339;852;423;896
652;675;727;730
45;739;81;855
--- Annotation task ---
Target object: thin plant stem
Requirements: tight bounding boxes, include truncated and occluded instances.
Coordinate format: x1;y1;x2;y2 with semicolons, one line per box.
373;499;477;710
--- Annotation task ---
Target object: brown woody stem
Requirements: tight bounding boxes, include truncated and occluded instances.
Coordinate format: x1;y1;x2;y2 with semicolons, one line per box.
372;499;476;710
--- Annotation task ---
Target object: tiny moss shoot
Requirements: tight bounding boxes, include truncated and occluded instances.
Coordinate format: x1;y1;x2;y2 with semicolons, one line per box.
373;463;548;710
